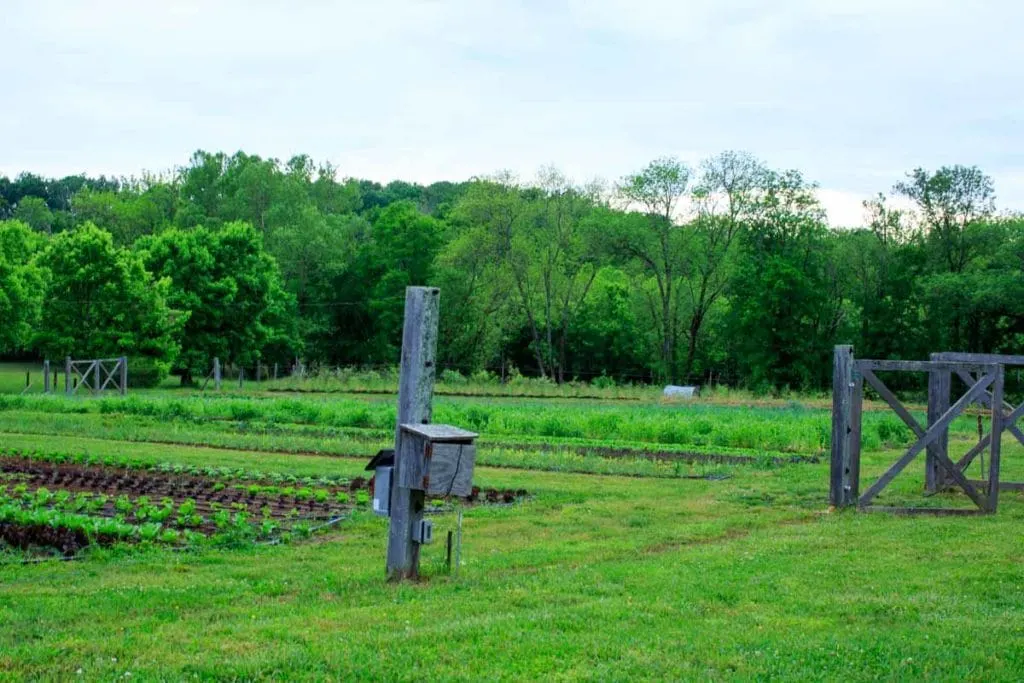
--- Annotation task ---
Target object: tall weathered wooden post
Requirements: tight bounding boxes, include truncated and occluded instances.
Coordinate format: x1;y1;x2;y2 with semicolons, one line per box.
213;357;222;390
43;360;50;393
119;356;128;396
830;345;855;507
64;356;72;395
387;286;441;581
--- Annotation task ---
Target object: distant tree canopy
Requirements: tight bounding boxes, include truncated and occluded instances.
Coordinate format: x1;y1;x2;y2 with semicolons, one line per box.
2;150;1022;390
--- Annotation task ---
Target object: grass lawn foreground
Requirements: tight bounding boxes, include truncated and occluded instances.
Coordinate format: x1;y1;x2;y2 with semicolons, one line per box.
1;373;1023;680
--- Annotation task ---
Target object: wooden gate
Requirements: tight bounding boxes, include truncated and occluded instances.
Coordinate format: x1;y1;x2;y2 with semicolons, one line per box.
929;352;1024;495
830;346;1005;515
64;356;128;396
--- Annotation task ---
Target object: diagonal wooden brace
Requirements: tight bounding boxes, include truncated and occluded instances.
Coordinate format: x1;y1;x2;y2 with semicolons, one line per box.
859;370;995;507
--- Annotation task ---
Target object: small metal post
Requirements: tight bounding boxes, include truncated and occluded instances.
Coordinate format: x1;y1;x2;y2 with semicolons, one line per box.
446;530;454;574
455;507;463;578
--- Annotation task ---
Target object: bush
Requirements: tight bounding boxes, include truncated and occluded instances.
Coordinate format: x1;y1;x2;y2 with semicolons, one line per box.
126;356;171;387
440;369;467;385
128;357;170;388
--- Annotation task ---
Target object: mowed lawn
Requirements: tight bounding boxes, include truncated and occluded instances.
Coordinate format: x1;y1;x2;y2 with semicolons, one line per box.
2;425;1024;680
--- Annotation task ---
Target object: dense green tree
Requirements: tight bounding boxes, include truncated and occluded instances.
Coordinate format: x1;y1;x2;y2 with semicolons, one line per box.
13;197;54;234
726;170;844;389
0;220;46;353
35;223;180;378
138;221;298;383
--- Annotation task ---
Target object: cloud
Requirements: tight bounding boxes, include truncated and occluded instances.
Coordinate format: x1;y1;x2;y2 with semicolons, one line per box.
1;0;1022;225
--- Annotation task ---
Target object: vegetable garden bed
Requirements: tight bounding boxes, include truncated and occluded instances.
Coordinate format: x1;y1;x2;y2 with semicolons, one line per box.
0;452;527;557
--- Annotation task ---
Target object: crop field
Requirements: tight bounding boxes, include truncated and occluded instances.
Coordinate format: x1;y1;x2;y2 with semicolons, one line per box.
2;368;1024;680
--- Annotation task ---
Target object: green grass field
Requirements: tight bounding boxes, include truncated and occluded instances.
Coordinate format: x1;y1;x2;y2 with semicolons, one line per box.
2;363;1023;680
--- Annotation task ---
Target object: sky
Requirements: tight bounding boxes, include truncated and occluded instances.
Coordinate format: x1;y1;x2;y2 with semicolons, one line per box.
2;0;1022;226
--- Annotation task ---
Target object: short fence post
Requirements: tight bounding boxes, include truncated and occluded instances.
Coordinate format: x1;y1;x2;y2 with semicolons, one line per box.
43;360;50;393
926;352;951;493
25;371;30;390
119;356;128;395
830;345;855;507
213;357;222;391
93;361;100;395
65;356;72;395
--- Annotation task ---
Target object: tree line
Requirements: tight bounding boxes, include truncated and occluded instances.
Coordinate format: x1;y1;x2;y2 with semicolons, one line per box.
1;150;1021;390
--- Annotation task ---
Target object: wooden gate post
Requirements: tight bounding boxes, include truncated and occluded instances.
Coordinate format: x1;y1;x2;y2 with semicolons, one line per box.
213;357;222;391
65;356;72;395
43;360;50;393
926;352;951;493
987;365;1005;512
119;356;128;395
830;345;855;507
386;286;441;580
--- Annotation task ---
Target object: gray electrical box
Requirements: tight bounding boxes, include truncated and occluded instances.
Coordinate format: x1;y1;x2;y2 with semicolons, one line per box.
413;518;433;544
397;424;478;497
372;465;392;517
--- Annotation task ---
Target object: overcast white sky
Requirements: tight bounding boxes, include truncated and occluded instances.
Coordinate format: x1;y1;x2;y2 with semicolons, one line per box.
2;0;1022;226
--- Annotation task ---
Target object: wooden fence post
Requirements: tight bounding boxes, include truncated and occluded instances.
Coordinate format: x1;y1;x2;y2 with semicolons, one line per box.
65;356;72;395
25;371;30;390
213;357;222;390
987;365;1004;512
239;367;245;389
274;363;278;380
257;361;262;383
119;356;128;395
830;345;855;507
43;360;50;393
926;352;951;493
387;286;441;581
93;361;100;395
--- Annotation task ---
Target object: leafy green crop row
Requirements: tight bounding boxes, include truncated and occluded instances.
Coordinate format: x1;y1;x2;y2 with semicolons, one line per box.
0;392;951;454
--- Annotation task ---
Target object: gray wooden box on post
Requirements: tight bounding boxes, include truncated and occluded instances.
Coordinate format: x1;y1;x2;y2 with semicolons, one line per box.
397;424;478;497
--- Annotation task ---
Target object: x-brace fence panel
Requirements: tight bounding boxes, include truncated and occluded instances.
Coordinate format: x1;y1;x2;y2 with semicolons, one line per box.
831;346;1005;515
63;356;128;396
931;352;1024;495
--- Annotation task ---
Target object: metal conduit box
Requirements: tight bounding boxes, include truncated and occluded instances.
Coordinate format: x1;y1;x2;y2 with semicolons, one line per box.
397;424;478;497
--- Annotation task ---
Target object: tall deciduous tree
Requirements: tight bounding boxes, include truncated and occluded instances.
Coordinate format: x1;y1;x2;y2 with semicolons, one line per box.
682;151;768;378
614;157;691;382
894;165;995;273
